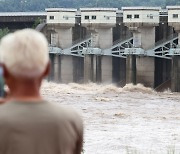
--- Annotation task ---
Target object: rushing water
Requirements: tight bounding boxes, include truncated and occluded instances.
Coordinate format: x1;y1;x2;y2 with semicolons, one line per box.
41;81;180;154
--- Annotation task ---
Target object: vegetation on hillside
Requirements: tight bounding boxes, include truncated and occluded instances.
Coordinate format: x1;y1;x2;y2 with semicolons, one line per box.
0;0;179;12
0;28;9;39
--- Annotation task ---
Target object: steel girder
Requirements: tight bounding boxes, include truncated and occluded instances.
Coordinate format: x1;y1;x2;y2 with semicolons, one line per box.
49;37;91;57
49;35;179;59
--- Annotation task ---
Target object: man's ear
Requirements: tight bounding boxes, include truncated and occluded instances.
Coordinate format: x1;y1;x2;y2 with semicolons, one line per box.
42;61;50;78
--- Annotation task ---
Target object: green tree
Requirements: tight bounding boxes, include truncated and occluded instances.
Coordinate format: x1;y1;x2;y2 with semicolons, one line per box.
0;0;179;11
0;28;9;39
32;17;41;29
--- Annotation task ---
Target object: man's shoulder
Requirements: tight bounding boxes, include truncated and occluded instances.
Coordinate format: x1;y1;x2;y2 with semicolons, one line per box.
42;101;83;134
46;101;81;116
51;103;83;127
0;100;83;125
0;101;83;132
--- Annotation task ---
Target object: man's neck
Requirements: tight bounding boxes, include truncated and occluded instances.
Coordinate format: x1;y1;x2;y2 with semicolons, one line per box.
8;79;42;102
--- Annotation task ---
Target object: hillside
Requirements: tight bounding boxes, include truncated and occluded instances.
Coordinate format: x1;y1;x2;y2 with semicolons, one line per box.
0;0;179;12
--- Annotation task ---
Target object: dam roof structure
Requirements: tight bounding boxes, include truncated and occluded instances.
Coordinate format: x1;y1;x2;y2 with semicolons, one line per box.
167;6;180;30
167;6;180;9
45;8;77;12
0;12;46;16
122;6;160;27
80;7;117;28
80;8;118;12
46;8;76;26
122;7;161;11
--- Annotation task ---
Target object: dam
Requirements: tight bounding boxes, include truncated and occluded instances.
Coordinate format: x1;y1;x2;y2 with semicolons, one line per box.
12;6;179;92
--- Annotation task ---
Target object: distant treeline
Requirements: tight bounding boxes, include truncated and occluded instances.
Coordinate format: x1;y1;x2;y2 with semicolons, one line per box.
0;0;179;12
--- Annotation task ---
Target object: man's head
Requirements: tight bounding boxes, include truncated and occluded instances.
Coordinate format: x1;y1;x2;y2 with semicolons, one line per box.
0;29;50;96
0;29;49;78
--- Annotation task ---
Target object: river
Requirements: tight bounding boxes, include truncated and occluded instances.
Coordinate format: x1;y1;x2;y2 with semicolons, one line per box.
41;81;180;154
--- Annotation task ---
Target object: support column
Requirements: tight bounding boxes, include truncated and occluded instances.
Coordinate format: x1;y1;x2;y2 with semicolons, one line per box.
73;57;84;83
126;55;136;84
136;56;155;87
101;56;112;83
112;57;126;86
96;28;113;83
98;28;113;83
49;54;55;81
178;33;180;46
171;56;180;92
155;58;171;88
170;27;180;92
61;56;73;83
153;24;172;89
95;56;101;82
84;27;113;83
84;55;102;83
84;55;94;82
54;55;61;82
134;27;156;87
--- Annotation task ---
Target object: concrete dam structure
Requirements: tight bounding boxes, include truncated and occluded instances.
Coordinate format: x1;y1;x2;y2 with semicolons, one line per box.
41;7;180;92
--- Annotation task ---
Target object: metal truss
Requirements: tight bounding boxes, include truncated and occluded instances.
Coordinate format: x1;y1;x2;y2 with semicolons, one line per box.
145;35;179;59
49;46;62;54
80;37;133;58
49;35;179;59
49;37;91;57
102;37;133;58
121;34;179;59
63;37;91;57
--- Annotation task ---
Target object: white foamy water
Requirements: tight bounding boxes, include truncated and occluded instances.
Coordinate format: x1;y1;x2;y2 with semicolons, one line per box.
41;81;180;154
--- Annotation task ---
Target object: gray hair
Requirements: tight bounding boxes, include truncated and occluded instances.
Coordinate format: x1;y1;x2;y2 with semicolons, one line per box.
0;29;49;78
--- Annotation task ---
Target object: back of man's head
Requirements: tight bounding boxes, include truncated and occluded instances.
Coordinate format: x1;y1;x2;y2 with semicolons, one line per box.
0;29;49;78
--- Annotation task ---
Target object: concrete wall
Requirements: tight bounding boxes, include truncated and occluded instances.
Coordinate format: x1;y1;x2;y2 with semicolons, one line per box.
171;56;180;92
155;23;173;42
61;56;73;83
46;9;76;25
46;14;173;89
155;58;171;88
168;9;180;23
49;55;83;83
91;31;99;48
126;55;136;84
83;27;113;83
123;10;159;24
84;55;101;82
80;9;116;26
84;55;94;82
54;55;61;82
101;56;112;83
50;32;59;46
133;27;155;49
94;28;113;49
84;55;112;83
124;14;180;91
136;57;155;87
49;54;55;81
112;57;126;86
73;57;84;83
132;27;156;87
56;28;73;49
